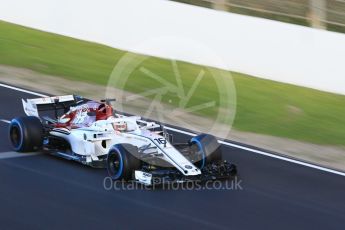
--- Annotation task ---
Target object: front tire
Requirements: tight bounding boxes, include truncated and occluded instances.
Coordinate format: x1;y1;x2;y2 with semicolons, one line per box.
189;134;222;169
9;116;43;152
106;144;141;181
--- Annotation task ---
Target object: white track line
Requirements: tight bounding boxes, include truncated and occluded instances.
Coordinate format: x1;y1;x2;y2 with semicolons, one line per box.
1;83;345;177
0;119;10;124
0;151;39;160
218;140;345;177
0;83;47;97
165;124;345;177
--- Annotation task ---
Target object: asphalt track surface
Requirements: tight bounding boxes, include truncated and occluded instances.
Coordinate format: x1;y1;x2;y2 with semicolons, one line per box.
0;84;344;230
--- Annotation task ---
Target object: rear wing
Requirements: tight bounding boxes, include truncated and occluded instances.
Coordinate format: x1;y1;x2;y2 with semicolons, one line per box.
22;95;82;118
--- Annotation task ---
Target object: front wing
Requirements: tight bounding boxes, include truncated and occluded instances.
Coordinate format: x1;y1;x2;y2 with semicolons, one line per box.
134;160;237;186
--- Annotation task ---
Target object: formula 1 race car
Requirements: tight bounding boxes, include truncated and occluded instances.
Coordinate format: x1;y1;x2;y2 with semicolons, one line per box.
8;95;237;185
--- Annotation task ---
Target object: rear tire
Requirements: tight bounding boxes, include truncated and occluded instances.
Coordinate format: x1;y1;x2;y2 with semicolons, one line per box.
106;144;141;181
9;116;43;152
189;134;222;169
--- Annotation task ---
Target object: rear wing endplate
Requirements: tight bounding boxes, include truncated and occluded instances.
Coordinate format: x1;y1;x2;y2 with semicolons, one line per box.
22;95;80;117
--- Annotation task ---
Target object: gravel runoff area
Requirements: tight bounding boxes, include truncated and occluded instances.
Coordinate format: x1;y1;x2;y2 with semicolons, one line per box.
1;65;345;171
